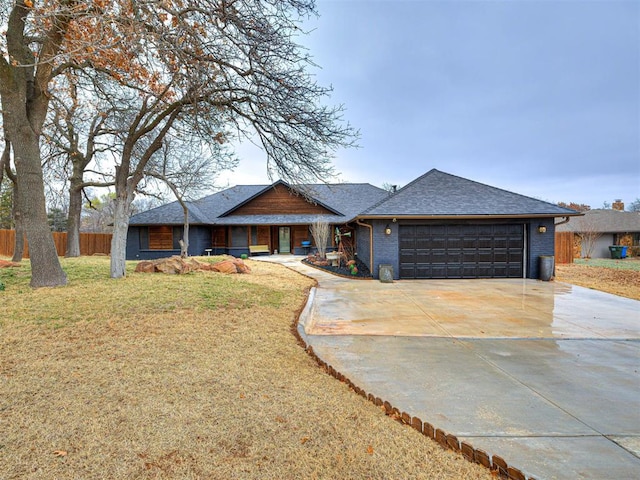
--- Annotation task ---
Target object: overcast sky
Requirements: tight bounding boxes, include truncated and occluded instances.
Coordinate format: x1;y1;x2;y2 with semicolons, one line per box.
220;0;640;209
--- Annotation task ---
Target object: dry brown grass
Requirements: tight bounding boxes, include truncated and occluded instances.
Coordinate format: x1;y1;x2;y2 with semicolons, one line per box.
556;260;640;301
0;257;491;479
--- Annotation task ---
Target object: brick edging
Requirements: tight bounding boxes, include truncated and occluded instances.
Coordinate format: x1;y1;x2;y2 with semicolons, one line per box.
291;315;536;480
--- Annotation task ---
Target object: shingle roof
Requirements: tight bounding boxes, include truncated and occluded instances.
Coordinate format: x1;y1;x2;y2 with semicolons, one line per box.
556;209;640;233
362;169;579;217
129;169;580;226
129;182;388;226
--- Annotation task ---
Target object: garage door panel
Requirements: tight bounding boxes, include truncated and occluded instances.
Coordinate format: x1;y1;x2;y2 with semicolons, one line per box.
446;251;463;264
477;250;494;263
478;237;493;248
493;251;509;263
399;223;524;279
447;237;463;249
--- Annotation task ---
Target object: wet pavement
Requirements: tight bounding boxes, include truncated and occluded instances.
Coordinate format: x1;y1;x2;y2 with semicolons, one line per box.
257;256;640;480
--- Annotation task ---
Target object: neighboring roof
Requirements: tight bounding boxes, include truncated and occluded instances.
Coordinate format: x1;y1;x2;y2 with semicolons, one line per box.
129;182;388;226
556;209;640;233
362;169;580;218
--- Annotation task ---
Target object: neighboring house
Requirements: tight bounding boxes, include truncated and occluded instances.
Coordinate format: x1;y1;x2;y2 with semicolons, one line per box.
127;169;579;279
556;207;640;259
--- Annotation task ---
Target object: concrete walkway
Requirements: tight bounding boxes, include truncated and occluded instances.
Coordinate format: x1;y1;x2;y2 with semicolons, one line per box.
257;256;640;480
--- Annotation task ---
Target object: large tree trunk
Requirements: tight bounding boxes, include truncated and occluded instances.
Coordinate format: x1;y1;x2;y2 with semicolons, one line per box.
11;180;25;262
65;178;83;257
12;128;67;287
110;195;133;278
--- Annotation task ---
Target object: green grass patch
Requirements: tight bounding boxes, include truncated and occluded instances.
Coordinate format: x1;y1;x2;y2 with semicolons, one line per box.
574;258;640;271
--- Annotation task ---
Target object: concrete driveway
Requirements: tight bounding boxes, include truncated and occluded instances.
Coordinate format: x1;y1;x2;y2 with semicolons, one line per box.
260;256;640;480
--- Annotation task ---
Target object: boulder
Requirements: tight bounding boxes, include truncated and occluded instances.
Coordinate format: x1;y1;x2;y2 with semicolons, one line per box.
134;255;251;275
134;261;156;273
210;260;238;274
230;258;251;274
155;256;193;274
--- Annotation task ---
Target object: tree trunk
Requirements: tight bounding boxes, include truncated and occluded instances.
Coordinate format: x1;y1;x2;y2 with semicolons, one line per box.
181;205;189;258
65;178;83;257
11;181;25;262
13;128;67;287
110;196;132;278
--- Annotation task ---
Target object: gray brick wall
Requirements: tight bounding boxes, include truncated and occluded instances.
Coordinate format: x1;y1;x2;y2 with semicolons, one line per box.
355;223;372;272
527;218;556;279
371;219;400;280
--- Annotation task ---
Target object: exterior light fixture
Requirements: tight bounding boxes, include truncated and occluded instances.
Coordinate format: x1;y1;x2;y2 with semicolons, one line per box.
385;225;392;235
538;225;547;234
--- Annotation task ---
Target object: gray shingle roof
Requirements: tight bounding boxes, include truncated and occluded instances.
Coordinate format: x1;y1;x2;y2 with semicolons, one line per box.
129;169;580;226
129;182;388;226
363;169;579;217
556;209;640;233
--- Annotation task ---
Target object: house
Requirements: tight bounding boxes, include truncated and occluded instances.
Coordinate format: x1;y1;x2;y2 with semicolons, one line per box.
555;204;640;258
127;169;580;279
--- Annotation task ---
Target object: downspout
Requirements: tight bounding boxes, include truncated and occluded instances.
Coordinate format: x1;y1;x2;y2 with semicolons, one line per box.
554;216;571;226
356;219;373;271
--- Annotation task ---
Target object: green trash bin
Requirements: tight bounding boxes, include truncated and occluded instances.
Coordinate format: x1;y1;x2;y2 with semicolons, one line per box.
609;246;623;259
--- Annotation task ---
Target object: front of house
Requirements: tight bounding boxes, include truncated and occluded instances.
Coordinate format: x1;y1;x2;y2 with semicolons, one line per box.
127;169;579;280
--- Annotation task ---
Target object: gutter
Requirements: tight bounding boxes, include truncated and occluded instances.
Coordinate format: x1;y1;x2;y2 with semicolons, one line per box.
355;219;373;271
554;216;573;226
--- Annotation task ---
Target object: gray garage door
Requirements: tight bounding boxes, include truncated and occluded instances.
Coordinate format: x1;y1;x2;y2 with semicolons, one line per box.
399;224;524;279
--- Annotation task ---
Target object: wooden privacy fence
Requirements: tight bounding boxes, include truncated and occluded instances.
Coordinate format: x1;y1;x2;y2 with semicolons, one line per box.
554;232;574;264
0;229;112;258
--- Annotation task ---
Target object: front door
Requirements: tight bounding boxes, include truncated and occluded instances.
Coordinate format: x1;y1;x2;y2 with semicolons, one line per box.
278;227;291;254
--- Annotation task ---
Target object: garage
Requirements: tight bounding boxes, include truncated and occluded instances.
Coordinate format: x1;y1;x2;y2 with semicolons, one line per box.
399;223;524;279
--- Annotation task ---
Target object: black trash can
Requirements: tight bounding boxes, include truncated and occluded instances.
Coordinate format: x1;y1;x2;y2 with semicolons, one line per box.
609;246;623;259
539;255;555;281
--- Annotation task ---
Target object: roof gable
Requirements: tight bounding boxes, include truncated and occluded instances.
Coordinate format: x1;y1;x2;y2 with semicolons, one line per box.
221;180;341;217
363;169;579;217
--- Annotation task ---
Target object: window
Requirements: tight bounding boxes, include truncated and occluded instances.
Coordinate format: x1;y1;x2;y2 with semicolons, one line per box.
149;226;173;249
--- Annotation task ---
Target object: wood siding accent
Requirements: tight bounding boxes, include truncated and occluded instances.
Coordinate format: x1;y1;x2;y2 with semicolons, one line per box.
256;226;271;246
554;232;574;264
149;226;173;250
292;225;310;248
211;226;227;248
228;184;333;216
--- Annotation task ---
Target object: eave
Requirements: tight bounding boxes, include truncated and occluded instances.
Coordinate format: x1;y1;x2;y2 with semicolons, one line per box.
356;213;584;221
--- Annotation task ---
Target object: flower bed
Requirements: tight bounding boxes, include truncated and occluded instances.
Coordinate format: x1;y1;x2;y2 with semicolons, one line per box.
302;255;372;278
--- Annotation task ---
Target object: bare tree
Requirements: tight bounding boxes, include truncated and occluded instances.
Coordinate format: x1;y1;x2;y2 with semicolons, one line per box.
44;71;115;257
574;215;603;259
0;1;79;286
145;138;235;258
1;1;357;283
93;1;356;278
310;218;331;259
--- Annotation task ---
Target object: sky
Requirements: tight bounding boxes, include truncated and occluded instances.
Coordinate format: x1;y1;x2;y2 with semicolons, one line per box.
219;0;640;210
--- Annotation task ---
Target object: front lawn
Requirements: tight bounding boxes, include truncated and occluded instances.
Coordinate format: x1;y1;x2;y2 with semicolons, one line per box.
0;256;490;479
555;257;640;300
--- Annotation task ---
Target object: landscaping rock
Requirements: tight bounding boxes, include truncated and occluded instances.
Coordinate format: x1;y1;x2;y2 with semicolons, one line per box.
134;261;156;273
155;257;193;274
134;256;251;275
210;260;238;274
